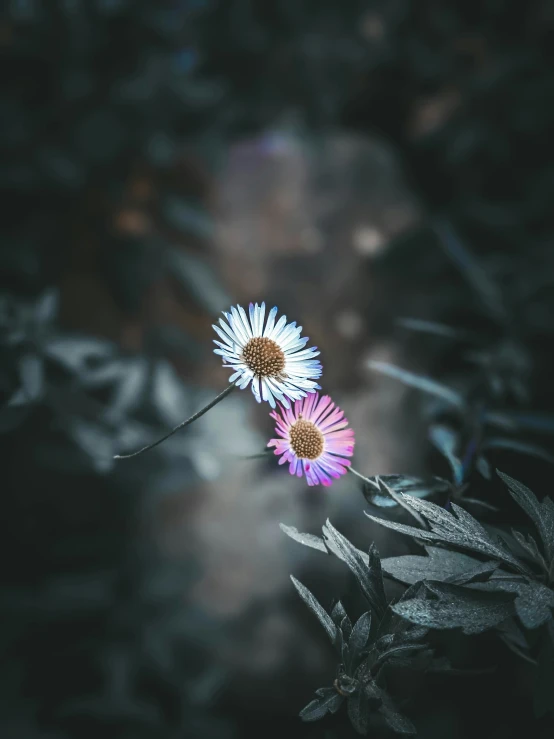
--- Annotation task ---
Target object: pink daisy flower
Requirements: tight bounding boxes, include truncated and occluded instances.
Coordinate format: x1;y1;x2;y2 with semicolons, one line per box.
267;393;355;487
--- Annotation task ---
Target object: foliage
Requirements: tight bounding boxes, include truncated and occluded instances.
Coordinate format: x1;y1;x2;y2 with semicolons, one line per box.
283;230;554;733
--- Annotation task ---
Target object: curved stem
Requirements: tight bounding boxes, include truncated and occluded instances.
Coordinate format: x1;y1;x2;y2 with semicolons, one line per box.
114;383;236;460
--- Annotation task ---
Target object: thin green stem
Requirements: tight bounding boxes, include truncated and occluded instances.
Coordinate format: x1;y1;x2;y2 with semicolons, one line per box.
238;450;274;460
114;383;236;460
348;466;373;484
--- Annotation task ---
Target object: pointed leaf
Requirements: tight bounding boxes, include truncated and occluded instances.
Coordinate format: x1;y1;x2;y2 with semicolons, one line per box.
375;477;431;527
367;495;523;571
476;454;493;479
392;584;515;635
348;612;372;667
330;600;349;628
378;694;416;735
376;643;428;670
323;522;387;619
341;615;353;641
477;578;554;630
367;361;464;409
511;530;545;567
382;547;481;585
346;687;371;735
299;688;343;722
497;471;554;561
445;560;499;585
361;474;449;510
290;576;337;644
429;424;464;485
280;524;328;553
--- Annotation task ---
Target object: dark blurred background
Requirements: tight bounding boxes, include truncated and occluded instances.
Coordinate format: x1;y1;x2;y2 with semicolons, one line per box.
1;1;554;737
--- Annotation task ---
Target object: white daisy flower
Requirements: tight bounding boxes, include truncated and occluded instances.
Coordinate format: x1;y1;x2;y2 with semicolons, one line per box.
212;302;322;409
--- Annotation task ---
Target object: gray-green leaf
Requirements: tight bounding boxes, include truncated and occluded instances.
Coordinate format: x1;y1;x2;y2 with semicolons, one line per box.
497;471;554;562
290;576;337;644
392;583;515;635
280;523;328;553
299;687;343;722
367;361;465;409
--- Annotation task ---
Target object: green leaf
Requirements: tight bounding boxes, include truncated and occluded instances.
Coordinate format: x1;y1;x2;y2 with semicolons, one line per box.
323;521;387;619
429;424;464;485
280;523;328;553
511;530;545;568
497;471;554;561
382;547;481;586
347;686;371;735
393;582;515;635
476;578;554;630
367;495;523;571
445;560;499;585
367;361;465;408
299;687;343;722
348;612;372;669
330;600;350;632
290;576;337;644
363;474;449;511
378;693;416;735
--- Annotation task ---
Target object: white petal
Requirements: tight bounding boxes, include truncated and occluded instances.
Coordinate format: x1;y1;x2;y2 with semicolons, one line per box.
237;304;254;339
214;322;237;348
238;372;253;389
285;348;321;360
279;324;302;347
263;306;278;337
269;314;287;340
230;307;249;345
266;376;285;400
249;303;257;336
256;302;266;336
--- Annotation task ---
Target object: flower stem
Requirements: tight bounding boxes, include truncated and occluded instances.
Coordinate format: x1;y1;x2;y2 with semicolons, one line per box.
114;383;236;460
348;466;372;484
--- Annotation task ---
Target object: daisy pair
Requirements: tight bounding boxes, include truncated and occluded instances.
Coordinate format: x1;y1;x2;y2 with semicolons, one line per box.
214;302;354;486
116;301;355;487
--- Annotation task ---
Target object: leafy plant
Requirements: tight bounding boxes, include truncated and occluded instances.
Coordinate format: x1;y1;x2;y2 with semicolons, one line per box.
283;521;465;735
371;471;554;717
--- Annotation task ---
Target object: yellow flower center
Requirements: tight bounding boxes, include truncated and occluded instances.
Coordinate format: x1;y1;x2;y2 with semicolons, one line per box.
242;336;286;378
289;418;324;460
